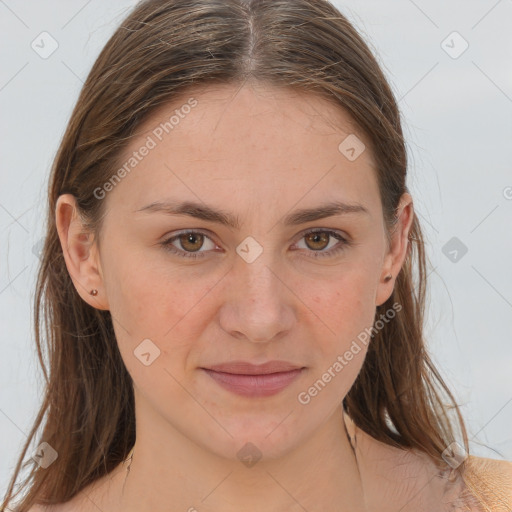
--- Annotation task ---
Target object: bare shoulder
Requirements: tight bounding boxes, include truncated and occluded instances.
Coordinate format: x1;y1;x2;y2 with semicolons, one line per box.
26;503;76;512
345;415;450;510
25;505;67;512
343;412;512;511
24;461;125;512
24;484;95;512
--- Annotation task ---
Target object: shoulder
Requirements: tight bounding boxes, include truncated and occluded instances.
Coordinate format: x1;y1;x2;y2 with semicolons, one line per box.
343;412;512;511
24;486;93;512
25;506;63;512
26;503;75;512
344;413;446;510
25;459;127;512
367;448;512;511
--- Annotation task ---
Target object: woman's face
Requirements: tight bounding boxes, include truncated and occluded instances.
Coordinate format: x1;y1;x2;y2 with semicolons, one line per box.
63;82;412;461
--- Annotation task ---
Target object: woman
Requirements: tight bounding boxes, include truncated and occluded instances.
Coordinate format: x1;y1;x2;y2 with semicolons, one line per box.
2;0;511;510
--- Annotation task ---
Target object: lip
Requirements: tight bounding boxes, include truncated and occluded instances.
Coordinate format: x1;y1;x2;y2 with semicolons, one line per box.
205;361;303;375
201;361;305;397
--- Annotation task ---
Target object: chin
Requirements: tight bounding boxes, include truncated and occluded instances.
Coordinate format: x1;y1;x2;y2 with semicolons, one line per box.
202;412;307;463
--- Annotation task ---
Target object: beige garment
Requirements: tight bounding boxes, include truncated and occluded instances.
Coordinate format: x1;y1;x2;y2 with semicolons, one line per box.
458;455;512;511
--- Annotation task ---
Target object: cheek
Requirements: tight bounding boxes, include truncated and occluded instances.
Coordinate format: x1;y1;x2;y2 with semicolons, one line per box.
302;278;376;405
103;252;220;365
308;267;378;346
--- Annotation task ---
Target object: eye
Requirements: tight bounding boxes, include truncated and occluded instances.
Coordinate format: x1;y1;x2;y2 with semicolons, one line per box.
160;230;217;259
292;229;351;258
160;228;351;259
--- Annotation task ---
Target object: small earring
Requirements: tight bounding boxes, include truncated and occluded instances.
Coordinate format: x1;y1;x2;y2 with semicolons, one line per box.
384;274;392;282
90;289;98;296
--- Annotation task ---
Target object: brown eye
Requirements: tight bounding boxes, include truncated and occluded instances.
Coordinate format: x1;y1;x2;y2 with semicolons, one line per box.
178;232;205;252
160;230;216;259
294;229;351;259
304;232;330;251
161;229;350;261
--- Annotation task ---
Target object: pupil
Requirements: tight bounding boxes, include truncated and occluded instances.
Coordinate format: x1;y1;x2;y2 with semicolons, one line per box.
181;233;203;252
307;232;328;250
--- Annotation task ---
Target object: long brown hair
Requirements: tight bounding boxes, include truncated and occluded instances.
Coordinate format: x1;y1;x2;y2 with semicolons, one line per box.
2;0;478;509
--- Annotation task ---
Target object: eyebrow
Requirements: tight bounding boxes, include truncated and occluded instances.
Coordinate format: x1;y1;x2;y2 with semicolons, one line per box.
134;199;370;230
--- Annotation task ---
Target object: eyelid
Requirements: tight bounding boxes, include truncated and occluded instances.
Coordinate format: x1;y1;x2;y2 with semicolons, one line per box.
294;226;350;240
162;226;349;243
162;228;220;246
160;226;351;260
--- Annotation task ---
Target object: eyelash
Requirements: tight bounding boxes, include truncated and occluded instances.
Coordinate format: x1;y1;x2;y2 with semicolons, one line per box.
160;228;351;260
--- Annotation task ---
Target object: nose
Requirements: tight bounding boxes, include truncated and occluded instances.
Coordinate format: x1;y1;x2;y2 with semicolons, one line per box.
218;255;295;344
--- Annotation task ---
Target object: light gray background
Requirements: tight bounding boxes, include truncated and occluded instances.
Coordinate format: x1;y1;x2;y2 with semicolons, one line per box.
1;0;511;498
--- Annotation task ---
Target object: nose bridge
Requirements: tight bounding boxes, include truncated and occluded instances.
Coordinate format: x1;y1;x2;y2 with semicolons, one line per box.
234;240;281;302
219;239;294;342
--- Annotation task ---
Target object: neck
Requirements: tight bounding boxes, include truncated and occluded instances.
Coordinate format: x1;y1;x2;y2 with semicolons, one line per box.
104;405;366;512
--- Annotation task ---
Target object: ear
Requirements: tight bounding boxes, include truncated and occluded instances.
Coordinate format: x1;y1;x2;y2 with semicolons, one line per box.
375;192;414;307
55;194;109;310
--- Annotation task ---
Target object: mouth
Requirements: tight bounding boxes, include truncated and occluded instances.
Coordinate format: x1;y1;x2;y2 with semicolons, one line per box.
200;361;305;397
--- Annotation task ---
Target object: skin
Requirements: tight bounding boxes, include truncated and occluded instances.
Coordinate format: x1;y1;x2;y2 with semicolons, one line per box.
54;81;415;511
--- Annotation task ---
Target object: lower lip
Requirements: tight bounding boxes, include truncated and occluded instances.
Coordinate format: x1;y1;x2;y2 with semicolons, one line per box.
201;368;304;397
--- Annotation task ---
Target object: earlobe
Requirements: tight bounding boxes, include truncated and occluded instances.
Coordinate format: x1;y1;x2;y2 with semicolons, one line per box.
375;194;415;307
375;271;395;307
55;194;109;310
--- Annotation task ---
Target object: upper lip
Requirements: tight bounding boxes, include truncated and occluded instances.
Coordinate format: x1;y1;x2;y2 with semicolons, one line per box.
202;361;304;375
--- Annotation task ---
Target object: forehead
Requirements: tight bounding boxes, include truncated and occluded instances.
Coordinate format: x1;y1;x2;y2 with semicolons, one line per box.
135;81;372;151
108;82;380;216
